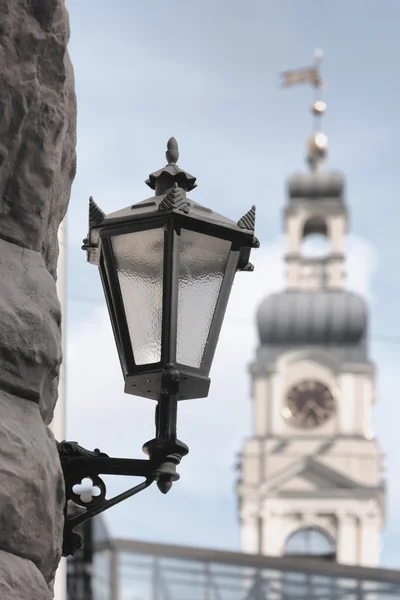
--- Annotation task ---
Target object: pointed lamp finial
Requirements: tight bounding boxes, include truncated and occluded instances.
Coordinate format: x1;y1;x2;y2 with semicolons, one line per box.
237;205;256;231
146;138;197;194
88;196;105;227
166;137;179;165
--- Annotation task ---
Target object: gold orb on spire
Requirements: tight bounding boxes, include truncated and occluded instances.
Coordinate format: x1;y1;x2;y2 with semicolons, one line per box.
312;100;327;115
308;132;328;154
315;132;328;149
307;132;328;170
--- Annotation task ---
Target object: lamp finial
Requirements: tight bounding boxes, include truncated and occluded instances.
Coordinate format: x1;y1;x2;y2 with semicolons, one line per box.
166;137;179;165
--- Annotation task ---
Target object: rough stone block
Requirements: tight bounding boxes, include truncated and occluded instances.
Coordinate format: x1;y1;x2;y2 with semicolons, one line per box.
0;0;77;278
0;238;62;424
0;550;53;600
0;392;64;586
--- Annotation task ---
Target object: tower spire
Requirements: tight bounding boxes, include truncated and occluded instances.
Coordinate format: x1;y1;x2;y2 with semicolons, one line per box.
281;48;328;172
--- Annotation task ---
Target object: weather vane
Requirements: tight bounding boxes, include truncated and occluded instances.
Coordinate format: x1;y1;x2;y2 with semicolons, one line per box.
281;49;327;171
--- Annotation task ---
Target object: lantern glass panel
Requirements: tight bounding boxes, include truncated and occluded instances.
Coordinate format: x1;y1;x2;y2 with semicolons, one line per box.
111;228;164;365
177;229;231;368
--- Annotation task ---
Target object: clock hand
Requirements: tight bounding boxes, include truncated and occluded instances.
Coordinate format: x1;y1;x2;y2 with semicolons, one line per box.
298;399;316;422
308;399;325;416
302;398;316;413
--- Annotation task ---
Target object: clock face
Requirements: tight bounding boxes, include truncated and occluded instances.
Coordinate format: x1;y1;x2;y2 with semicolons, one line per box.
284;381;335;429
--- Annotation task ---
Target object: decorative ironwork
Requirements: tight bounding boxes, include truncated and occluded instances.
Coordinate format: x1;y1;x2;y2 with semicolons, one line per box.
60;441;109;459
237;234;260;273
59;440;183;557
88;196;105;227
158;183;190;213
237;205;256;231
59;366;189;557
241;262;254;272
146;138;197;193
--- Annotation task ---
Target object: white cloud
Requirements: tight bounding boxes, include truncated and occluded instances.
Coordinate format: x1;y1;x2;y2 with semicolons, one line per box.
346;235;377;303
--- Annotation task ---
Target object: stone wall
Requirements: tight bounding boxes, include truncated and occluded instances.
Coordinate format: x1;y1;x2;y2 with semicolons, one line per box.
0;0;76;597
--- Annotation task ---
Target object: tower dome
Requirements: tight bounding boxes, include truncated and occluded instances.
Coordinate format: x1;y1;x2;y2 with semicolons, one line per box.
287;170;345;200
257;290;367;346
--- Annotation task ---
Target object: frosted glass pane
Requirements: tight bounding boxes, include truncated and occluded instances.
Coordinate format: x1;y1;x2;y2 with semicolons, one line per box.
111;228;164;365
177;230;231;368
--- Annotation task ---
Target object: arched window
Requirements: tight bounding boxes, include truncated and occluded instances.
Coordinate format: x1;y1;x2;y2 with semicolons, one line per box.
284;527;335;559
301;217;330;258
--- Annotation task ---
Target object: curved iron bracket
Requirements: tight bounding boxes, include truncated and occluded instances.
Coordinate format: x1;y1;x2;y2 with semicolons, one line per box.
58;440;184;556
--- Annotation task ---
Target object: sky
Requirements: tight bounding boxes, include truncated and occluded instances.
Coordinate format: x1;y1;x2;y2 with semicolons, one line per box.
64;0;400;568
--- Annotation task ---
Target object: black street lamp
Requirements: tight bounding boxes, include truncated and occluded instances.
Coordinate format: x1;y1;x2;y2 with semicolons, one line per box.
58;138;259;556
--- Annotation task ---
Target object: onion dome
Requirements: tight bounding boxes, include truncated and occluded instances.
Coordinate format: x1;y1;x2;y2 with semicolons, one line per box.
287;171;345;200
257;290;367;346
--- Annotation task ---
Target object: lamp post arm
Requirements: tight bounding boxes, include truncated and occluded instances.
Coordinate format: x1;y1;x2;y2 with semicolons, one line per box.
59;444;156;478
57;440;185;557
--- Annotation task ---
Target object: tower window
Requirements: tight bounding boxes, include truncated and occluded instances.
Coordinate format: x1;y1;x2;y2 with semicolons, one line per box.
303;216;327;237
284;527;335;559
301;217;330;258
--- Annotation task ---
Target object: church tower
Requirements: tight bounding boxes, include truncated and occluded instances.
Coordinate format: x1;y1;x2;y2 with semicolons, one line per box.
237;51;385;567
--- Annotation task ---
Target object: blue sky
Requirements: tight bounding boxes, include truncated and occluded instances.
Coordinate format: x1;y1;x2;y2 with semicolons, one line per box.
65;0;400;567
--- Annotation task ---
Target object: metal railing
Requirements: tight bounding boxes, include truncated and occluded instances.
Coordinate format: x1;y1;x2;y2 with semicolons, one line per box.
90;537;400;600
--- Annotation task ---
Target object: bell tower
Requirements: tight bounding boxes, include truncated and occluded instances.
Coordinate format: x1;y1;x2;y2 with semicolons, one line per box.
237;51;385;567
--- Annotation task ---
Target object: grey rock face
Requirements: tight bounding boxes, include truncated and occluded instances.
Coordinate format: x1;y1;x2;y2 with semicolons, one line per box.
0;0;77;278
0;238;62;423
0;393;65;584
0;549;53;600
0;0;76;595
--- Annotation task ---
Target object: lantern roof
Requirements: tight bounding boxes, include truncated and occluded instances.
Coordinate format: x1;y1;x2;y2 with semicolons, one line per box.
93;189;257;235
83;138;259;265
